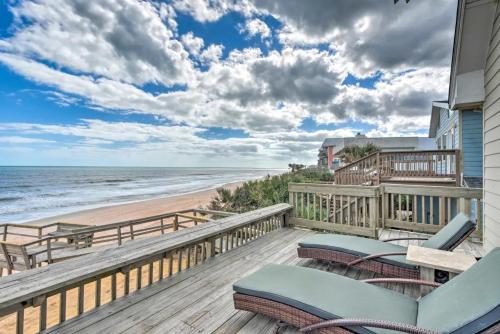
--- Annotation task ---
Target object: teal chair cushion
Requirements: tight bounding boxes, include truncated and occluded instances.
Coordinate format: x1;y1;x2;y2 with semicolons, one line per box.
234;264;418;334
417;247;500;333
299;234;415;269
421;213;475;250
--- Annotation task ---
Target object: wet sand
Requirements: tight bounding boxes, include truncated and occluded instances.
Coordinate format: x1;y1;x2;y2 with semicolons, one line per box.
25;181;243;227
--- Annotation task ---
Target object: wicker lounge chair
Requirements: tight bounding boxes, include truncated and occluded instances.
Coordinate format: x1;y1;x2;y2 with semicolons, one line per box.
233;247;500;334
297;213;476;279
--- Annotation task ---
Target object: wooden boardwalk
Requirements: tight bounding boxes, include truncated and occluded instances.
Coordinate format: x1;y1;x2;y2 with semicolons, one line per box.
41;227;484;334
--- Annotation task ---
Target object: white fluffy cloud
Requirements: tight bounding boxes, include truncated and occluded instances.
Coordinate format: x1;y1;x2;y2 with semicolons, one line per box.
240;18;271;40
0;0;457;166
0;119;361;166
181;32;205;56
3;0;195;86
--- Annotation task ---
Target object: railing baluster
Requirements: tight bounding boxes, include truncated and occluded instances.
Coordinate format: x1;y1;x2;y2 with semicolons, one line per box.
168;252;173;277
78;284;84;315
137;266;142;290
60;289;67;323
406;195;410;223
430;196;434;226
340;195;344;224
124;271;130;295
16;308;24;334
95;279;101;307
112;273;117;300
159;254;164;279
39;297;47;331
422;195;426;225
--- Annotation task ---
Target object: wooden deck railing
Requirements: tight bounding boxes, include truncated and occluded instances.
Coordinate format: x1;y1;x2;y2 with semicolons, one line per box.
0;209;235;276
0;204;291;334
289;183;483;240
289;183;380;238
382;184;483;239
334;150;461;186
0;222;92;244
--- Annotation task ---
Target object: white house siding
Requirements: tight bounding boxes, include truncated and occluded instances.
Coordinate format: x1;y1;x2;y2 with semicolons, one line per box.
484;1;500;252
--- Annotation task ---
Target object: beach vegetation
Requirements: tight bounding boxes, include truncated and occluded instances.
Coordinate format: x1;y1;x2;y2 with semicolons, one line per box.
341;143;380;163
208;169;334;213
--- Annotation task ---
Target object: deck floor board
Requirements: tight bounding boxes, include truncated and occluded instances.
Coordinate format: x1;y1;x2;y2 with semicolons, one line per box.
42;227;483;334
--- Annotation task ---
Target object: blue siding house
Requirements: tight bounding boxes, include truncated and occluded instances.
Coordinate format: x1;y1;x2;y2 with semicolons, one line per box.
429;101;483;187
429;101;483;227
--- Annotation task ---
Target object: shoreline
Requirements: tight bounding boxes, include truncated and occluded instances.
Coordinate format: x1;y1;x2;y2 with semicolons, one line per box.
23;180;245;227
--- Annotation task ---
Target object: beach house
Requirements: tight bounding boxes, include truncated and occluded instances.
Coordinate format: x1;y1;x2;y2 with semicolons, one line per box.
317;133;436;170
448;0;499;252
428;101;483;188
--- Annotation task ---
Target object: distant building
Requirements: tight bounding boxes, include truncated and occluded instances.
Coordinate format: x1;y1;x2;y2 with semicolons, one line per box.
428;101;483;188
317;133;436;170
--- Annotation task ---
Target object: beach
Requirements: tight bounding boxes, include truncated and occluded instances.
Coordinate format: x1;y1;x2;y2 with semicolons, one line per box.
0;166;283;224
25;180;243;227
0;181;244;333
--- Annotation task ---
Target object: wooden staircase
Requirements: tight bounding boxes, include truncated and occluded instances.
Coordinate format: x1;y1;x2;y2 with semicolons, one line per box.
334;150;460;186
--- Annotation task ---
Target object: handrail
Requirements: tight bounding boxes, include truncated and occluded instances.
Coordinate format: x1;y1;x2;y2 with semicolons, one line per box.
334;151;379;174
0;204;292;333
334;149;460;186
0;208;228;242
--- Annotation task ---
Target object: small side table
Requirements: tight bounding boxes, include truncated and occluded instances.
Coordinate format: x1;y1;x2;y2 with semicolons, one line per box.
406;245;477;296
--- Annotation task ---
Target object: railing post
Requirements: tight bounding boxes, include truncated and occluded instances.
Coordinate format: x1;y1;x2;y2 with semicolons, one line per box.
117;227;122;246
380;185;387;229
455;149;461;186
376;152;381;185
173;215;179;231
38;228;42;246
47;238;52;264
369;195;378;239
2;225;7;241
283;212;290;227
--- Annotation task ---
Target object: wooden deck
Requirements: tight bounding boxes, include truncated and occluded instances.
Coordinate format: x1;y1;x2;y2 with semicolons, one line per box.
42;227;484;334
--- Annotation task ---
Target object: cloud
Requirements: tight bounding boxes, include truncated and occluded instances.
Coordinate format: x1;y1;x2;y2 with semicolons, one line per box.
0;0;456;166
0;136;54;144
200;44;224;64
0;119;203;143
249;0;456;74
3;0;195;86
0;119;365;166
181;32;205;56
240;18;271;40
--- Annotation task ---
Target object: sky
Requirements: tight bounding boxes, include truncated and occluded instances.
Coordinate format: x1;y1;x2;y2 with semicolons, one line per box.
0;0;457;167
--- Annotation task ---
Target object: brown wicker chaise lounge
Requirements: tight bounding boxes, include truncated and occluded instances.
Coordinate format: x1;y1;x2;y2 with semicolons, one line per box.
233;247;500;334
297;213;476;279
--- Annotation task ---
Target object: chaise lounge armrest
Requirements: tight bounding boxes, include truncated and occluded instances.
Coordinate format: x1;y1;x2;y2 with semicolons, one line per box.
382;237;429;242
362;278;441;288
348;252;407;267
300;318;438;334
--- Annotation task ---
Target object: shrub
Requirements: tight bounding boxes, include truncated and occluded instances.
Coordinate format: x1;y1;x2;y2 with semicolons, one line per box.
208;169;333;213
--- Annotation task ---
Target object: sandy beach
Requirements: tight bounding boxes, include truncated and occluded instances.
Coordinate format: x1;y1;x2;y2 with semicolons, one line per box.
24;181;243;227
0;181;245;333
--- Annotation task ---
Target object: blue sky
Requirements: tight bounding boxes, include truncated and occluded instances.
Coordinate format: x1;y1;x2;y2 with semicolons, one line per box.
0;0;456;167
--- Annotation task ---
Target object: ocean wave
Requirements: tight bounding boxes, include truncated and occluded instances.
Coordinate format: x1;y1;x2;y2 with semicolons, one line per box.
0;185;33;189
0;196;23;202
89;178;134;184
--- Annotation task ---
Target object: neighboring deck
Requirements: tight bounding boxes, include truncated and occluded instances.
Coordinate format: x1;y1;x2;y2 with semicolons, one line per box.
41;227;484;334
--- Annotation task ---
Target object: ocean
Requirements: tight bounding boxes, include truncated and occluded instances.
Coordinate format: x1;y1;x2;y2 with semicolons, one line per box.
0;166;285;224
